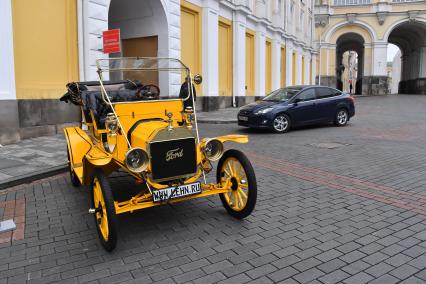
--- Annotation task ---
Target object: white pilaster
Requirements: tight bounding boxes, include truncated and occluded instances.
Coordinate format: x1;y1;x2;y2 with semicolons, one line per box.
201;0;219;96
311;54;317;85
286;43;293;86
296;50;302;85
271;35;281;90
255;24;266;96
233;10;247;97
0;0;16;100
372;42;388;76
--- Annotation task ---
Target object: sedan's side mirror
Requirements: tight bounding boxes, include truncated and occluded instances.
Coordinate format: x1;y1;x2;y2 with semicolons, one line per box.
293;98;301;105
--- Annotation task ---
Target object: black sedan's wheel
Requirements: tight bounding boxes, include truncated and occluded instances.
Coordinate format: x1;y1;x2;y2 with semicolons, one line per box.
335;108;349;126
66;148;80;187
217;150;257;219
91;169;118;251
272;114;291;133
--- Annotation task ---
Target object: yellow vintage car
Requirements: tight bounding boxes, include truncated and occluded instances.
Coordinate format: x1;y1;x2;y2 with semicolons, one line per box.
60;58;257;251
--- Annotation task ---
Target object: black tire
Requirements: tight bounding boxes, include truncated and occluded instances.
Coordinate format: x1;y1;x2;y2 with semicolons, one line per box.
217;149;257;219
66;148;80;187
334;108;349;126
272;113;291;133
91;169;118;251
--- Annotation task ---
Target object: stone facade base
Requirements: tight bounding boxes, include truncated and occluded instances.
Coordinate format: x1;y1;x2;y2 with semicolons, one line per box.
316;75;389;96
316;76;337;89
0;99;80;145
195;96;262;112
399;78;426;94
362;76;389;96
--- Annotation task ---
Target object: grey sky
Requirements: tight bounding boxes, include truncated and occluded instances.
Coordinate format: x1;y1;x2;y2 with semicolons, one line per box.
387;44;400;62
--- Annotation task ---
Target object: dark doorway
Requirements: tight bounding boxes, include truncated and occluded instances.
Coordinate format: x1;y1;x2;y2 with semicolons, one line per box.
122;36;159;86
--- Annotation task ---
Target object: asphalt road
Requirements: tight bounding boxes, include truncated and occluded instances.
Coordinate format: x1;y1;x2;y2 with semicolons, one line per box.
1;95;426;284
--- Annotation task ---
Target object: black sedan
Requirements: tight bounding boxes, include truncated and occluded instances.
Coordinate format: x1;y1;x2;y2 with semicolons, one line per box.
238;85;355;133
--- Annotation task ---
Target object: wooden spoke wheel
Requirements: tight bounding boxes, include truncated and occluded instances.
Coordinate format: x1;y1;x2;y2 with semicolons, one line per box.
217;149;257;219
91;169;117;251
66;148;80;187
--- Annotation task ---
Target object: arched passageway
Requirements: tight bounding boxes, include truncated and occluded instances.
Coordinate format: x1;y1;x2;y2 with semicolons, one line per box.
108;0;170;93
387;22;426;94
335;33;364;94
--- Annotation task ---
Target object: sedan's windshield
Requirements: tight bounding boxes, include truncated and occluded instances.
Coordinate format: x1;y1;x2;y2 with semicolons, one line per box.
263;88;299;102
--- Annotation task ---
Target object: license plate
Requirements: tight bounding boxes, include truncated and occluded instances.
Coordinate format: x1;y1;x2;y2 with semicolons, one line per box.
238;115;248;121
152;182;201;202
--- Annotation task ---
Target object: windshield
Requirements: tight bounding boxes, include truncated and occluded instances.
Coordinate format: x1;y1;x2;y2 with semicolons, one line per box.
263;88;299;102
95;58;193;103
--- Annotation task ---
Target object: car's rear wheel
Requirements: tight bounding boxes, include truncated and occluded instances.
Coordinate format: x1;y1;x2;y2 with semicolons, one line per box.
335;108;349;126
272;114;291;133
66;148;80;187
217;150;257;219
91;169;118;251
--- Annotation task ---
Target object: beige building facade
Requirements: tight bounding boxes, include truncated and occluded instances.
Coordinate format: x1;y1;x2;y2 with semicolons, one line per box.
315;0;426;95
0;0;316;145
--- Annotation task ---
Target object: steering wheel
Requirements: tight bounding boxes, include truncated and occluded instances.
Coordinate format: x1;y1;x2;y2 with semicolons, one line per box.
136;84;160;100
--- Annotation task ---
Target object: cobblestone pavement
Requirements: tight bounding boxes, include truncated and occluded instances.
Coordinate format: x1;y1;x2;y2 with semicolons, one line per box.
2;95;426;283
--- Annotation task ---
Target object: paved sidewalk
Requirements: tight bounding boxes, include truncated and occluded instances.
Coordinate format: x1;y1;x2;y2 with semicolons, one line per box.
197;108;238;124
0;135;67;189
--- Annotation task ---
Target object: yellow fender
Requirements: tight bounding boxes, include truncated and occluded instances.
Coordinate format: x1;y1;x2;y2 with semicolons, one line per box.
215;134;249;144
64;127;114;185
200;134;248;147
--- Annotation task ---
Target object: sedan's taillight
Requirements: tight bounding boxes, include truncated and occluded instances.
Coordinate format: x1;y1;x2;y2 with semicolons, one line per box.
347;96;355;103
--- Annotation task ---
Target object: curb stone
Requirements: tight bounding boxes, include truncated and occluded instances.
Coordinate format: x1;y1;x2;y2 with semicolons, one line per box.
0;164;68;190
197;119;237;124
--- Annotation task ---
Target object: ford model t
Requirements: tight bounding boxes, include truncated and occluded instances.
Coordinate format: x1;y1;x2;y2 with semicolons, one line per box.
60;58;257;251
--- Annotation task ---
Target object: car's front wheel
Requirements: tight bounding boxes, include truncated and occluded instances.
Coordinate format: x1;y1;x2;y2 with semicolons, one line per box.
335;108;349;126
272;114;291;133
91;169;118;251
217;150;257;219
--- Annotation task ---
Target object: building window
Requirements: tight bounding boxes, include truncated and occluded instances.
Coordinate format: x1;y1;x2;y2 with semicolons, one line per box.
333;0;371;5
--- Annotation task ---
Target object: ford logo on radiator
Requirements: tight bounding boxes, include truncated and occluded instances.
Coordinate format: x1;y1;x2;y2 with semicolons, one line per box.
166;148;184;162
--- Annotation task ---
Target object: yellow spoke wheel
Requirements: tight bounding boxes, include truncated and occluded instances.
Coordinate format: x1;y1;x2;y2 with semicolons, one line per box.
217;149;257;219
91;169;118;251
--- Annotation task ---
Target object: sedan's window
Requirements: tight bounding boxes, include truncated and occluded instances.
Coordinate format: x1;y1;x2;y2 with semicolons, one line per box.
317;87;341;99
263;88;299;102
298;88;316;102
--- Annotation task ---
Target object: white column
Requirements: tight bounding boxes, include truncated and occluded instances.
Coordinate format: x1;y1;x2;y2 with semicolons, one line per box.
296;50;302;85
312;54;317;85
286;43;293;86
233;10;247;97
83;0;110;81
372;42;388;76
255;24;266;96
271;35;281;90
305;54;311;84
201;0;219;97
0;0;16;100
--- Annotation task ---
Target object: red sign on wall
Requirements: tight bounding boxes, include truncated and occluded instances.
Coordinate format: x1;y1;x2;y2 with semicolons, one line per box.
103;29;121;54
